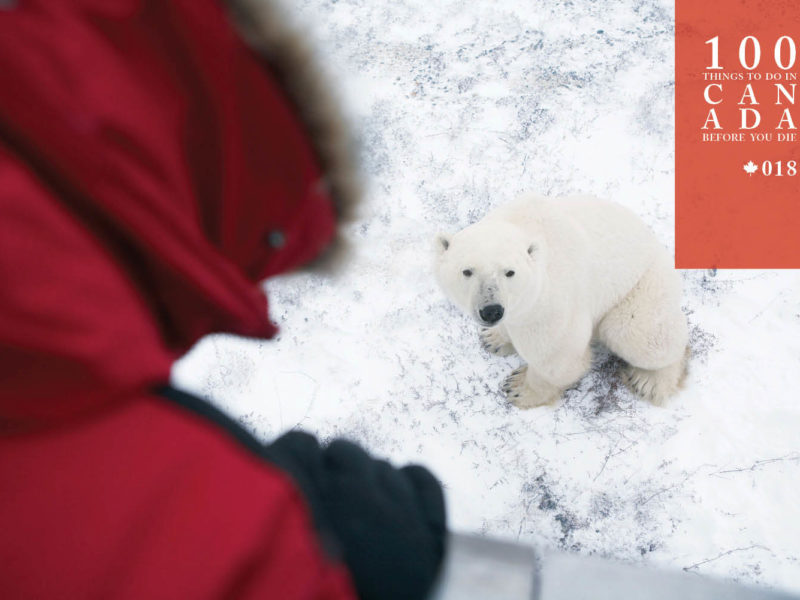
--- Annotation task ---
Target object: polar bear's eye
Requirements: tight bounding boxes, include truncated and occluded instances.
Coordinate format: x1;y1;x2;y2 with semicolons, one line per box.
462;269;473;277
506;270;515;277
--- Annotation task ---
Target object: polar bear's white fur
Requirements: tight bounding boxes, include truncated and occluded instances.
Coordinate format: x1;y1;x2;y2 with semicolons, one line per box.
434;194;688;408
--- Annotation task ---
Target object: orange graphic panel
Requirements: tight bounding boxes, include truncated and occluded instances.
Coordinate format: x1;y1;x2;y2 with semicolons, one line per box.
676;0;800;268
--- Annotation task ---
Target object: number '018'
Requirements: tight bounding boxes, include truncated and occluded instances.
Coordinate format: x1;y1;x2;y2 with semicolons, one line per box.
761;161;797;176
706;36;797;70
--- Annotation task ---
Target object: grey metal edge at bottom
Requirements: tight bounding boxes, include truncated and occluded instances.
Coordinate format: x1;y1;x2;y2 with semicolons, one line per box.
429;533;798;600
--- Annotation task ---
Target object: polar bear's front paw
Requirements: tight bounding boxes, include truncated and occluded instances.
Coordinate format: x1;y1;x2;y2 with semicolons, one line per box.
501;366;561;409
480;327;516;356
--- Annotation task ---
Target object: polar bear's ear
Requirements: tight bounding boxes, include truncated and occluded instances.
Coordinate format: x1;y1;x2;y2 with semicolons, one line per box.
435;233;451;253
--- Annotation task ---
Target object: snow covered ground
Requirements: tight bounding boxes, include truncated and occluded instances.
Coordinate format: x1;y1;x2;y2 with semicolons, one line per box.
174;0;800;593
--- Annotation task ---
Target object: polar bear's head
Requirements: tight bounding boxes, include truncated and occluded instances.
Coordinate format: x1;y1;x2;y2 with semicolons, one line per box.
434;220;544;327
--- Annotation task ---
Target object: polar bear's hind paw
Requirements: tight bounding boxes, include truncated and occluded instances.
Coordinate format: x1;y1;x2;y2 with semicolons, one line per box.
622;349;688;406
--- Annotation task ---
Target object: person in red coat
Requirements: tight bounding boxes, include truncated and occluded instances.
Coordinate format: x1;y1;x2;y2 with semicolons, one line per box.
0;1;446;598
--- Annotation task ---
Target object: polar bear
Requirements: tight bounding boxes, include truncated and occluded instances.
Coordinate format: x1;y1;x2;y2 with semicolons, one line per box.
434;194;688;408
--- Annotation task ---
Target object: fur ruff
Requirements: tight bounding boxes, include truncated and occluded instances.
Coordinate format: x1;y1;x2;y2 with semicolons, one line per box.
225;0;362;270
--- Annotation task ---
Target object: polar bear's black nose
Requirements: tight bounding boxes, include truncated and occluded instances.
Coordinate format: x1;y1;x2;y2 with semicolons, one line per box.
479;304;504;324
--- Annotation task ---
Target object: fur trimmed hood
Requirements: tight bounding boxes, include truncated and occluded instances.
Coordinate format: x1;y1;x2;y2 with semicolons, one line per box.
0;1;360;424
225;0;362;227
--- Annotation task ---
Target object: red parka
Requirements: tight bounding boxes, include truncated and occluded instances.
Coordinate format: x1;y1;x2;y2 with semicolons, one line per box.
0;1;362;597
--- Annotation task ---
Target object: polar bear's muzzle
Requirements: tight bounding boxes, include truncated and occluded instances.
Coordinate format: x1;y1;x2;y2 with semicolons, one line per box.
478;304;504;325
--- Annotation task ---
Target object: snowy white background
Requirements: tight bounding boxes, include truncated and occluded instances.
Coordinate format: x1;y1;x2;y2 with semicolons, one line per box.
174;0;800;593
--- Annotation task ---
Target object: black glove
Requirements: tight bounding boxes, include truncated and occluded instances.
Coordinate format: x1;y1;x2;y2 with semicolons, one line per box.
263;432;447;600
